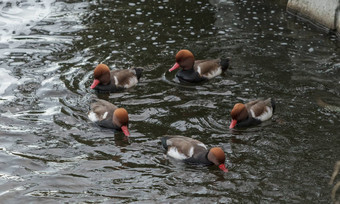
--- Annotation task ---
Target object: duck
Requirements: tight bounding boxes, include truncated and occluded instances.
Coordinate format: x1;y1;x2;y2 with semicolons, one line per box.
229;98;275;129
90;64;143;93
161;135;228;172
168;49;230;83
88;98;130;136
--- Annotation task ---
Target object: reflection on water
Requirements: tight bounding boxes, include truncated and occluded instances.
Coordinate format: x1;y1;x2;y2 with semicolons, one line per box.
330;161;340;203
0;0;339;203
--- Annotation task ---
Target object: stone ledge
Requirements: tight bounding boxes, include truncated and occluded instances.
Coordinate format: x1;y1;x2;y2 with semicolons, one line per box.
287;0;340;36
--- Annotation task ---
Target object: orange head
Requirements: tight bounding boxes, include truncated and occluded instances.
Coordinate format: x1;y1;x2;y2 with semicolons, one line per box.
229;103;247;129
208;147;228;172
169;49;195;72
90;64;111;89
113;108;130;136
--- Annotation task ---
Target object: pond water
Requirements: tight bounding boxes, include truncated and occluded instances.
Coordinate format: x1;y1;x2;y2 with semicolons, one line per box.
0;0;339;203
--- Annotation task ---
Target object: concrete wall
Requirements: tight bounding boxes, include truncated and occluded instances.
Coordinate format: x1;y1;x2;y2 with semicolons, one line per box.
287;0;340;36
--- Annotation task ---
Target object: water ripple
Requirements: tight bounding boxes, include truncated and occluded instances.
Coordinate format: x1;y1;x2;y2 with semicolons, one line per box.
0;0;338;203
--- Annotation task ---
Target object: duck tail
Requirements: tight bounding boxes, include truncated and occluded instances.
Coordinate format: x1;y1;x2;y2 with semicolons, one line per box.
161;136;169;150
220;58;230;72
133;68;143;81
270;98;276;113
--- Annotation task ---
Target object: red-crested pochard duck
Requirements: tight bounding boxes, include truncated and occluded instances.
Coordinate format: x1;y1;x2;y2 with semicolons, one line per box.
229;98;275;129
169;49;230;83
161;135;228;172
90;64;143;93
88;98;130;136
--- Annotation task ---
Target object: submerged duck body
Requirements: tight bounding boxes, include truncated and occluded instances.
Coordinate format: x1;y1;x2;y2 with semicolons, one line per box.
90;64;143;93
88;98;130;136
161;135;228;172
229;98;275;129
169;49;229;83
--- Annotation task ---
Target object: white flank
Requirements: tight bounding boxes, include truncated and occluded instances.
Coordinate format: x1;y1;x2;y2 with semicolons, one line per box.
252;107;273;122
124;77;138;88
197;65;201;75
88;111;99;122
114;76;119;86
167;147;189;160
188;147;194;157
197;143;207;149
204;67;222;79
102;111;108;119
250;109;256;118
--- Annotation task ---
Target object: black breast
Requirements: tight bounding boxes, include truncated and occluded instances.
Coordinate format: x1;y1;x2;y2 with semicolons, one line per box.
236;117;262;128
184;151;213;166
176;69;207;83
95;111;120;130
94;83;123;93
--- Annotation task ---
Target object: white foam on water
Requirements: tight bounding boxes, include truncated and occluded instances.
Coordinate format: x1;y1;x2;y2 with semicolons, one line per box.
0;68;18;95
0;0;55;41
41;106;61;116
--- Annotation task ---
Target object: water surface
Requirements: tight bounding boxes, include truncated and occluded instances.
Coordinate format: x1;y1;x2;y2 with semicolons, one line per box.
0;0;339;203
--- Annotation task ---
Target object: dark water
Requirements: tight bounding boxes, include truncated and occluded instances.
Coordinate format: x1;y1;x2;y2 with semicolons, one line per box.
0;0;339;203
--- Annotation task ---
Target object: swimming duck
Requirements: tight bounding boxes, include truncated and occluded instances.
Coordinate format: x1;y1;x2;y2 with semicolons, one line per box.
229;98;275;129
88;98;130;136
90;64;143;93
169;49;229;83
161;135;228;172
